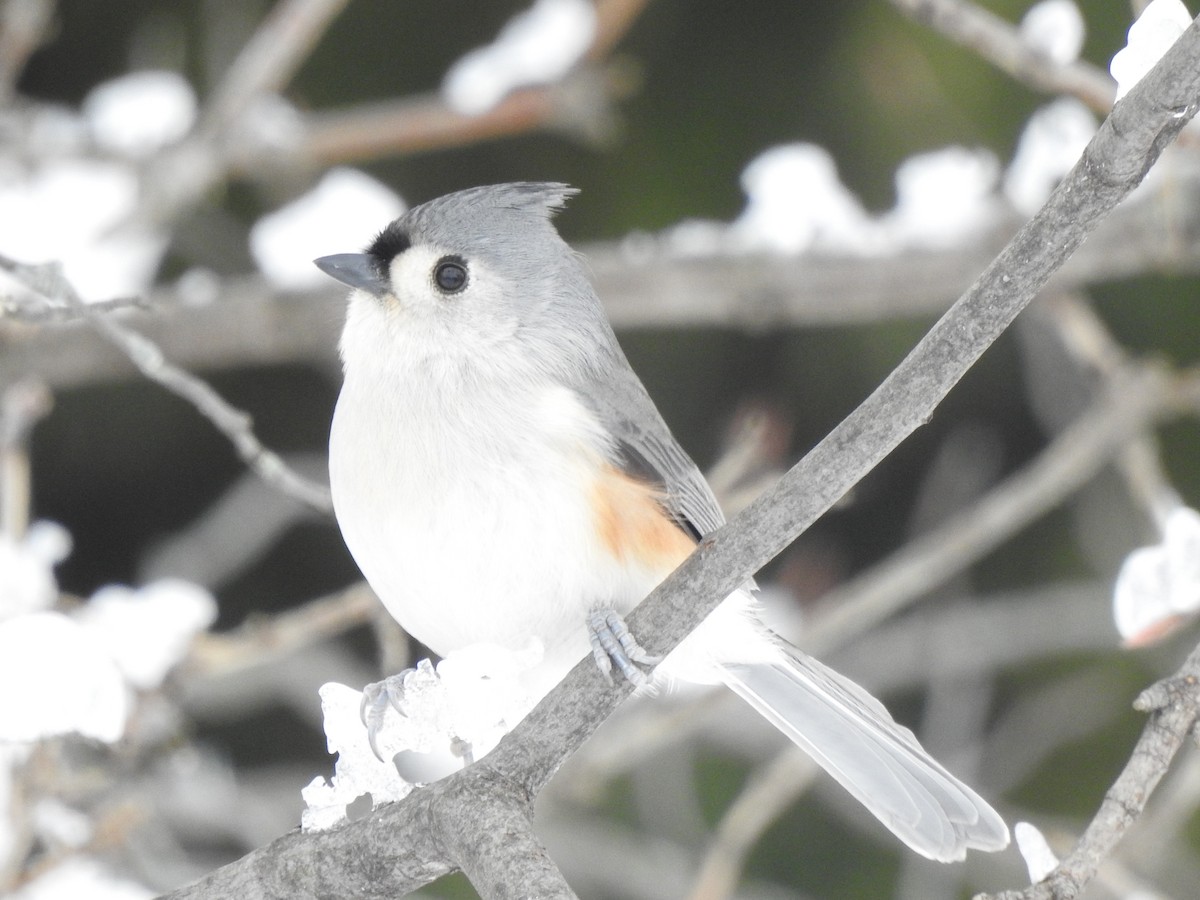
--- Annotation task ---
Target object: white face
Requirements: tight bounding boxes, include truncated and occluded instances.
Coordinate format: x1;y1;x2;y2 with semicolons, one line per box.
338;240;532;381
384;243;518;339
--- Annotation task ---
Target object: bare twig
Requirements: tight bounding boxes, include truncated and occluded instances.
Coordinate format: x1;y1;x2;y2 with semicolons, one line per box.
185;582;378;676
137;451;329;586
0;0;55;104
1120;750;1200;877
0;378;51;539
145;0;646;228
9;153;1200;393
137;0;351;228
161;19;1200;900
804;364;1193;656
197;0;351;140
588;0;651;60
976;639;1200;900
285;0;647;165
686;748;819;900
1040;293;1181;525
888;0;1116;113
1;293;152;322
0;256;333;514
296;80;597;165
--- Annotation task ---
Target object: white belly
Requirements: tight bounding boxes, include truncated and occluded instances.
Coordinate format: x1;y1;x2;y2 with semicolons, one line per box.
329;366;657;681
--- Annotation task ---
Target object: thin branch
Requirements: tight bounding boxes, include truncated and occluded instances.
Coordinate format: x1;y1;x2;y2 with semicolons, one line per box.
976;639;1200;900
1121;748;1200;869
184;582;378;677
686;747;819;900
161;18;1200;899
196;0;351;140
0;0;55;104
888;0;1116;113
804;364;1191;657
12;146;1200;394
588;0;652;61
295;81;594;165
132;0;351;229
145;0;646;229
0;378;51;539
1039;292;1180;524
1;293;152;322
0;257;334;514
267;0;646;166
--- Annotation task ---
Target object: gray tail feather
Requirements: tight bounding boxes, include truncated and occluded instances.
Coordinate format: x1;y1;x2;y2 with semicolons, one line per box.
721;647;1009;862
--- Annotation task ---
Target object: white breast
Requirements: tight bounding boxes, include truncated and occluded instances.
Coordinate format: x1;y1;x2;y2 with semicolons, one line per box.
329;297;659;686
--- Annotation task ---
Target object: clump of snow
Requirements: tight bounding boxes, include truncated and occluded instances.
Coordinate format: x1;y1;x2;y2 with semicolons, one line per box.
0;521;71;619
301;682;414;832
442;0;596;116
1003;98;1097;215
1113;505;1200;645
26;106;91;157
250;168;405;290
1020;1;1085;65
1014;821;1059;883
0;159;165;301
731;143;881;254
303;641;543;831
75;579;217;690
0;522;215;743
174;267;221;307
881;147;1000;249
0;611;129;743
664;142;1011;258
0;70;205;303
32;799;93;849
1110;0;1192;102
83;71;196;158
662;219;728;258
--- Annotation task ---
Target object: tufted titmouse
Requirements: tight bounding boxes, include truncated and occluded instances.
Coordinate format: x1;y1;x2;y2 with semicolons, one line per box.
315;182;1008;862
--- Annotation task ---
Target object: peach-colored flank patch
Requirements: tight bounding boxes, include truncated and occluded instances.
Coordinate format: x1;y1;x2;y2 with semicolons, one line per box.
591;464;695;573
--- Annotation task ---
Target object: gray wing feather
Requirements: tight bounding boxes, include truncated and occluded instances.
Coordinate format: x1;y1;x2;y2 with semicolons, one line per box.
575;359;727;538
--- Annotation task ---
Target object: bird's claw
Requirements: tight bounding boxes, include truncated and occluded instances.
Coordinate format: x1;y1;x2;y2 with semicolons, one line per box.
587;610;661;687
359;669;412;761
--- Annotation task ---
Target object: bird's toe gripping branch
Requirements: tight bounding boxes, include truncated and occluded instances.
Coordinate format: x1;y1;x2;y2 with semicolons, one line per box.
586;609;662;687
359;669;412;761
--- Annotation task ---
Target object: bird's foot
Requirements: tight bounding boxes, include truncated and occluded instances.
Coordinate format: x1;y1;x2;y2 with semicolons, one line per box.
587;609;662;687
359;669;413;761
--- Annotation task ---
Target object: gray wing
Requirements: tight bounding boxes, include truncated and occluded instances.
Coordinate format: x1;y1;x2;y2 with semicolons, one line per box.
574;359;727;539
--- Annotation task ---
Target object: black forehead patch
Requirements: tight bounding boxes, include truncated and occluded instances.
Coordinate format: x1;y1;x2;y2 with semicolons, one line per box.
366;222;411;274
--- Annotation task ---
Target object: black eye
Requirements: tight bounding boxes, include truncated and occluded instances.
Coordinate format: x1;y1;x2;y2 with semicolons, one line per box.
433;256;468;294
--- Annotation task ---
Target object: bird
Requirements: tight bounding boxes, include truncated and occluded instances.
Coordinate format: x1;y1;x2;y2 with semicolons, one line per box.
315;181;1009;862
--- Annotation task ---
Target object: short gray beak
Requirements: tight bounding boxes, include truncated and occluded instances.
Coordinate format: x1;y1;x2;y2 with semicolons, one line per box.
314;253;389;297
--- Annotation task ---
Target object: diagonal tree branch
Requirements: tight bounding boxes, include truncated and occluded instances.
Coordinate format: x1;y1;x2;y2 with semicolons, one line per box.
888;0;1116;112
196;0;352;141
976;638;1200;900
804;362;1198;657
161;18;1200;899
0;255;334;514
